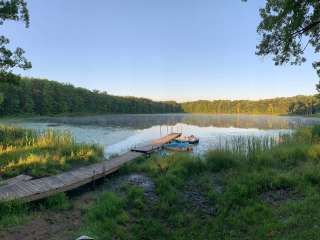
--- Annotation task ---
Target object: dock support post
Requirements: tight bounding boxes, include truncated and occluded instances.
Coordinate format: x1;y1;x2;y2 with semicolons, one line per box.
92;170;96;189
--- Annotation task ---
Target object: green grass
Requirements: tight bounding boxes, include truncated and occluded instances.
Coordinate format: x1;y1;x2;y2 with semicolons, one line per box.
41;192;71;211
0;192;71;231
0;200;29;229
2;124;320;239
0;125;102;231
0;125;103;178
80;125;320;240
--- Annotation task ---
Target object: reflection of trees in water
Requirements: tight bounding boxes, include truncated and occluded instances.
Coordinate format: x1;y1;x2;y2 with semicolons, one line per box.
35;114;320;130
184;115;320;129
36;114;185;129
181;115;309;129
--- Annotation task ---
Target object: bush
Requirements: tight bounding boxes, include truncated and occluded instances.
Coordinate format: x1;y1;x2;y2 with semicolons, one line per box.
0;200;28;228
255;144;309;169
312;125;320;141
0;125;103;178
205;150;237;172
84;192;128;239
42;193;71;210
294;128;313;144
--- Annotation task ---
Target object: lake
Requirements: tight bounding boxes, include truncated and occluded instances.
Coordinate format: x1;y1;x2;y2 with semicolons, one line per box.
1;114;320;157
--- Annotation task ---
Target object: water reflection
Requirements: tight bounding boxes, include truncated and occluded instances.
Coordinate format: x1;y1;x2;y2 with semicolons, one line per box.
26;114;320;130
1;114;320;157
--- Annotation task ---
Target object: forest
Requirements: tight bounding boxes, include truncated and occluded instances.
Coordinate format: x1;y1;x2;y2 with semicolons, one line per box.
0;76;319;116
0;76;182;115
181;96;320;115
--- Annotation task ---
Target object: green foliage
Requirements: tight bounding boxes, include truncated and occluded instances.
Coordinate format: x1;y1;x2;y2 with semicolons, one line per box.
205;150;237;172
0;125;103;178
0;0;31;74
247;0;320;87
42;193;71;211
84;192;129;239
181;95;319;115
0;200;28;229
0;77;319;116
0;77;182;116
0;124;34;146
83;125;320;240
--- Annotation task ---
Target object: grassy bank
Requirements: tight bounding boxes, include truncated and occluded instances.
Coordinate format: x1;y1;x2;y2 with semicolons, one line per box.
0;125;103;179
0;124;103;231
79;126;320;240
2;126;320;239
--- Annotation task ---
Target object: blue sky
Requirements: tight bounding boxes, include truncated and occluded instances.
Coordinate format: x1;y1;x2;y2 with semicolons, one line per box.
2;0;319;101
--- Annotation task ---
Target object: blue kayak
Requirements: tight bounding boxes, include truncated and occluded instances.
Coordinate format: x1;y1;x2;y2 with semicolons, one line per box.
164;141;193;152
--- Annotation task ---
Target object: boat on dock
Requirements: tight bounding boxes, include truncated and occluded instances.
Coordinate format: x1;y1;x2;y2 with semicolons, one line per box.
175;135;199;144
164;141;193;152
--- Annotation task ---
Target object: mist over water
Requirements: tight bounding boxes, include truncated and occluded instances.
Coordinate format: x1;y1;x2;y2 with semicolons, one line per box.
2;114;320;157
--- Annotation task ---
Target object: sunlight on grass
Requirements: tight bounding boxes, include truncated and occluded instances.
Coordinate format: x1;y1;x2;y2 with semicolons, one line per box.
82;125;320;240
0;125;103;178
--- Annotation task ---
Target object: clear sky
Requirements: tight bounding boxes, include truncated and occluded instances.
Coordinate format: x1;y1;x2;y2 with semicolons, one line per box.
2;0;319;102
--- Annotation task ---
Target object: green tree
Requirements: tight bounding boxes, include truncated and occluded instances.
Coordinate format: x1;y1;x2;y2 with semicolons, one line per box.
245;1;320;82
0;0;31;76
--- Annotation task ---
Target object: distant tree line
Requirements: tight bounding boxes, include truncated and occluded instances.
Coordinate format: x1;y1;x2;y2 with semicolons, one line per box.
0;77;182;116
0;76;319;116
181;96;320;115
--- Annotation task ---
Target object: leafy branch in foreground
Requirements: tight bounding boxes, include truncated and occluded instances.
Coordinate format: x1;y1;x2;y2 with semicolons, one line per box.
244;1;320;81
0;0;31;75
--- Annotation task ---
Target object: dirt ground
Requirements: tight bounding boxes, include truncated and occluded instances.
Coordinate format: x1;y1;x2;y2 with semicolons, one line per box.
0;190;94;240
0;172;156;240
0;171;215;239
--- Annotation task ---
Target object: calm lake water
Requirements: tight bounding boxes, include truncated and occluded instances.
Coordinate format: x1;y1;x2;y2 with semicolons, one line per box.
2;114;320;157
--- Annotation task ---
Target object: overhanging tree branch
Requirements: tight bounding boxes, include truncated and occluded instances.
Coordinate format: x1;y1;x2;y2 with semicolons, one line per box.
292;20;320;37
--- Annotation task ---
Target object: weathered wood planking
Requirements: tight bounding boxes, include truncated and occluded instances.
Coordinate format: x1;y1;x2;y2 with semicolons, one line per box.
0;151;143;202
0;133;180;202
0;174;33;186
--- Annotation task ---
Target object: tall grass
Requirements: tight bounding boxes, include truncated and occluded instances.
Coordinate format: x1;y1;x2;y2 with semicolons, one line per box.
216;135;282;158
0;125;34;147
82;125;320;240
0;125;103;178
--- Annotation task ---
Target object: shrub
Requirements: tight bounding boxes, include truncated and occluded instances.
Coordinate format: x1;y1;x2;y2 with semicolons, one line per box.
312;125;320;141
293;127;313;144
0;200;28;228
42;193;71;210
0;125;103;178
84;192;128;239
255;144;309;169
205;150;237;172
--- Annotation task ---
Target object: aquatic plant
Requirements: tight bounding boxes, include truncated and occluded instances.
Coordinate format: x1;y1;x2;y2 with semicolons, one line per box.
82;125;320;240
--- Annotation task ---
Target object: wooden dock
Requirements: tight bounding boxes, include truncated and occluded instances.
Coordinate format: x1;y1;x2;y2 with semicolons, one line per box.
131;133;181;154
0;133;181;202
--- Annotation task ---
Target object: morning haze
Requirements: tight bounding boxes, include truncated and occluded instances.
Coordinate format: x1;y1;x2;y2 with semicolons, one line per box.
1;1;320;239
2;0;318;101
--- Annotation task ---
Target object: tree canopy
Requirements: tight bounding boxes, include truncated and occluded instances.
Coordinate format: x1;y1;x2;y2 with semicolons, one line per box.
0;77;317;116
0;77;183;115
248;0;320;81
0;0;31;76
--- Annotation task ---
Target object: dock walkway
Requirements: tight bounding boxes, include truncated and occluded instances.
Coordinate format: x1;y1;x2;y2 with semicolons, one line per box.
0;133;180;202
131;133;180;154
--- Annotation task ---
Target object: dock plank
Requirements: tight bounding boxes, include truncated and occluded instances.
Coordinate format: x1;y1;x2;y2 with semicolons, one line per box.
0;133;180;202
131;133;180;153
